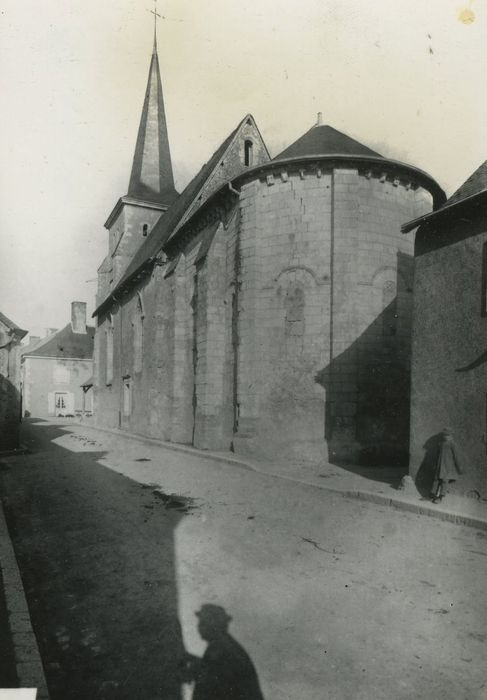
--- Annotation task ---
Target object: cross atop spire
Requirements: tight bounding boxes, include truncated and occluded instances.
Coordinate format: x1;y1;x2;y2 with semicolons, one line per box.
149;0;161;54
127;5;178;206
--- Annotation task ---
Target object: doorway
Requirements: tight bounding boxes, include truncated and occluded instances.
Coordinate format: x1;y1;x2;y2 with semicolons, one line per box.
54;392;68;416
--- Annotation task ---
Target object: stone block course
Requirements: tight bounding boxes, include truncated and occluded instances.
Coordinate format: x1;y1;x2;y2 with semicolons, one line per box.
95;135;438;470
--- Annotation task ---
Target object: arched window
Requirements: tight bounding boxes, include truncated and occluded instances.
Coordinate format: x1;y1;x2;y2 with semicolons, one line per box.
133;294;144;374
106;314;114;385
285;285;305;355
142;223;149;237
244;140;253;167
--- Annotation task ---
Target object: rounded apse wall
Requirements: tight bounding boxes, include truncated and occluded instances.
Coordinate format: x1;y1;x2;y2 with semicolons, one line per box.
232;161;434;466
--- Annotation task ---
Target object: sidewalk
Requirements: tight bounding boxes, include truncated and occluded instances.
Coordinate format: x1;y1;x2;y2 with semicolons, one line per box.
0;459;50;698
61;419;487;532
4;419;487;700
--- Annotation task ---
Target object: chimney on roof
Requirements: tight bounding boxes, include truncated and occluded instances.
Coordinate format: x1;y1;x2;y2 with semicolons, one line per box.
29;336;40;346
71;301;87;334
315;112;324;127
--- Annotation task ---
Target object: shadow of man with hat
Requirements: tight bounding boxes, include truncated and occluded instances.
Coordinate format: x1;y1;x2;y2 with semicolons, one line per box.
180;604;265;700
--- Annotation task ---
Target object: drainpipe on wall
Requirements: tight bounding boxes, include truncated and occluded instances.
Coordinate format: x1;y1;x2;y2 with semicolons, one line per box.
327;168;336;446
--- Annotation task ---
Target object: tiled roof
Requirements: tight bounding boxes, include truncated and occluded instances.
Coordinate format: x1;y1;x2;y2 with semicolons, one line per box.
22;324;95;359
0;312;27;338
275;124;383;161
444;160;487;207
94;114;258;316
401;160;487;233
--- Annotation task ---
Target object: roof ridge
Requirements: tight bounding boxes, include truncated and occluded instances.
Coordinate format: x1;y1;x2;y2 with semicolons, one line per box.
446;159;487;207
22;323;95;358
174;113;265;234
94;114;267;317
0;311;26;333
21;325;66;356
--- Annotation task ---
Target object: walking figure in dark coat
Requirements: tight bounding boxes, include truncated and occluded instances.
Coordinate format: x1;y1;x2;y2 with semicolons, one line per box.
432;428;464;503
181;604;265;700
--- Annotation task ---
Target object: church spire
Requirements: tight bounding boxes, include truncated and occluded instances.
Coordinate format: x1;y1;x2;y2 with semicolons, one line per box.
127;8;178;206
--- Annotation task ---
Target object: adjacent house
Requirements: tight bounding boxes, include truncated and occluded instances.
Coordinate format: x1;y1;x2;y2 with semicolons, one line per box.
0;312;27;451
403;161;487;496
21;302;95;419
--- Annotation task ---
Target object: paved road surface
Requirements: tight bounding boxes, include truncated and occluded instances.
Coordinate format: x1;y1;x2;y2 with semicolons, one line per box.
1;420;487;699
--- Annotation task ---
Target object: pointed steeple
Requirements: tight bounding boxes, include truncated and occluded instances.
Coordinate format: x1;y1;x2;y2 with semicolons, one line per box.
127;27;178;206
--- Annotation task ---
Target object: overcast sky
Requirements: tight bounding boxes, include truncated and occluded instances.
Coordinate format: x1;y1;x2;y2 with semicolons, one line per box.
1;0;486;335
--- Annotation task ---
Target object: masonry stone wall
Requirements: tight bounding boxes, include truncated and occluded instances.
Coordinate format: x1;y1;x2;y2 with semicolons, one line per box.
231;171;330;464
97;203;165;309
326;171;431;464
94;158;437;469
94;219;236;446
95;271;172;435
232;165;433;465
410;214;487;496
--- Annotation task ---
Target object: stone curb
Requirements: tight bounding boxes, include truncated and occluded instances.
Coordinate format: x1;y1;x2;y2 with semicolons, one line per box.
0;497;50;698
75;423;487;533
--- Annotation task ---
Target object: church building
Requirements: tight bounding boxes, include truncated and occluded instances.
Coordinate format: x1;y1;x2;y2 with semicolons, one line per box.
93;30;445;467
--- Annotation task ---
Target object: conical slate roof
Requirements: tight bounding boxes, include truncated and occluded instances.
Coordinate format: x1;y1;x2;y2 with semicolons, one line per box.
445;160;487;207
275;123;383;161
127;44;178;205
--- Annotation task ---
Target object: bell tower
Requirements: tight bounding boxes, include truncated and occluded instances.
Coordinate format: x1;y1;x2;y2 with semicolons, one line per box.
103;5;178;288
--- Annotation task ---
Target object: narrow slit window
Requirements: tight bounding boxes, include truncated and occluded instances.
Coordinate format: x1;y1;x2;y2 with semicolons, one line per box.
123;377;131;416
142;224;149;237
133;296;144;374
244;140;253;167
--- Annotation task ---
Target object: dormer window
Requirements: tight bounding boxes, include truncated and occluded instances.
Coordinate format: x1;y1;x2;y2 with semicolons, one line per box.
142;224;149;237
244;140;253;167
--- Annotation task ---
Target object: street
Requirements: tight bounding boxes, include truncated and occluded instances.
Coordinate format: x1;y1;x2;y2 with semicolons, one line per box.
1;420;487;700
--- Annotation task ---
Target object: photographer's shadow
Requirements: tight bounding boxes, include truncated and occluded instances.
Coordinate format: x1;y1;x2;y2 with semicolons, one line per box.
181;604;265;700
